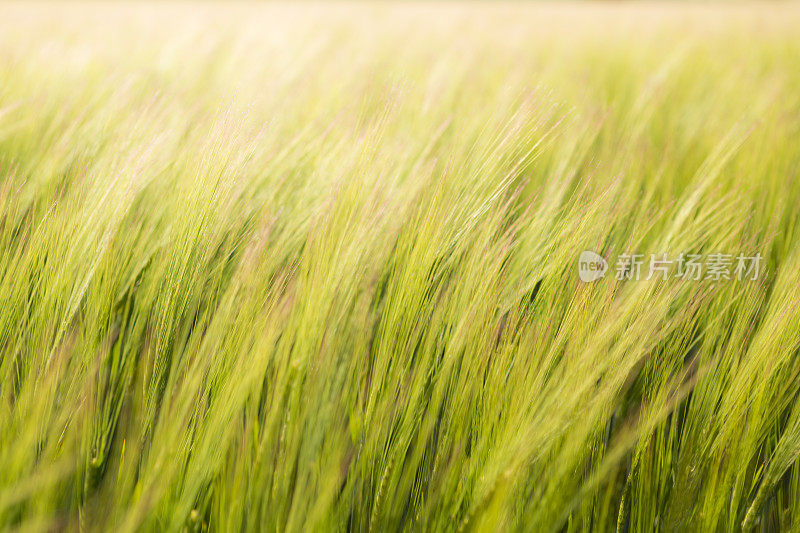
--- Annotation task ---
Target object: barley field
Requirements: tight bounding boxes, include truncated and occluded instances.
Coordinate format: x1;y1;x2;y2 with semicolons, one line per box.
1;2;800;531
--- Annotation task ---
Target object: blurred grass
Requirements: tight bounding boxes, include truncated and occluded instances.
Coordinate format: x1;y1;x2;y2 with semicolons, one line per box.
1;2;800;531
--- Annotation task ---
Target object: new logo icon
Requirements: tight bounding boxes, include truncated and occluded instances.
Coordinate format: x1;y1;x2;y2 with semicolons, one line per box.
578;251;608;282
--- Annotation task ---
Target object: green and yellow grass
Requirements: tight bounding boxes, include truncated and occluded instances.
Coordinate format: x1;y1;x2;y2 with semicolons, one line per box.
1;2;800;531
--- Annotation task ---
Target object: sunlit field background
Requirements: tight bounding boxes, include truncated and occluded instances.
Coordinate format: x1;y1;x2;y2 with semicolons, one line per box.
2;2;800;531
